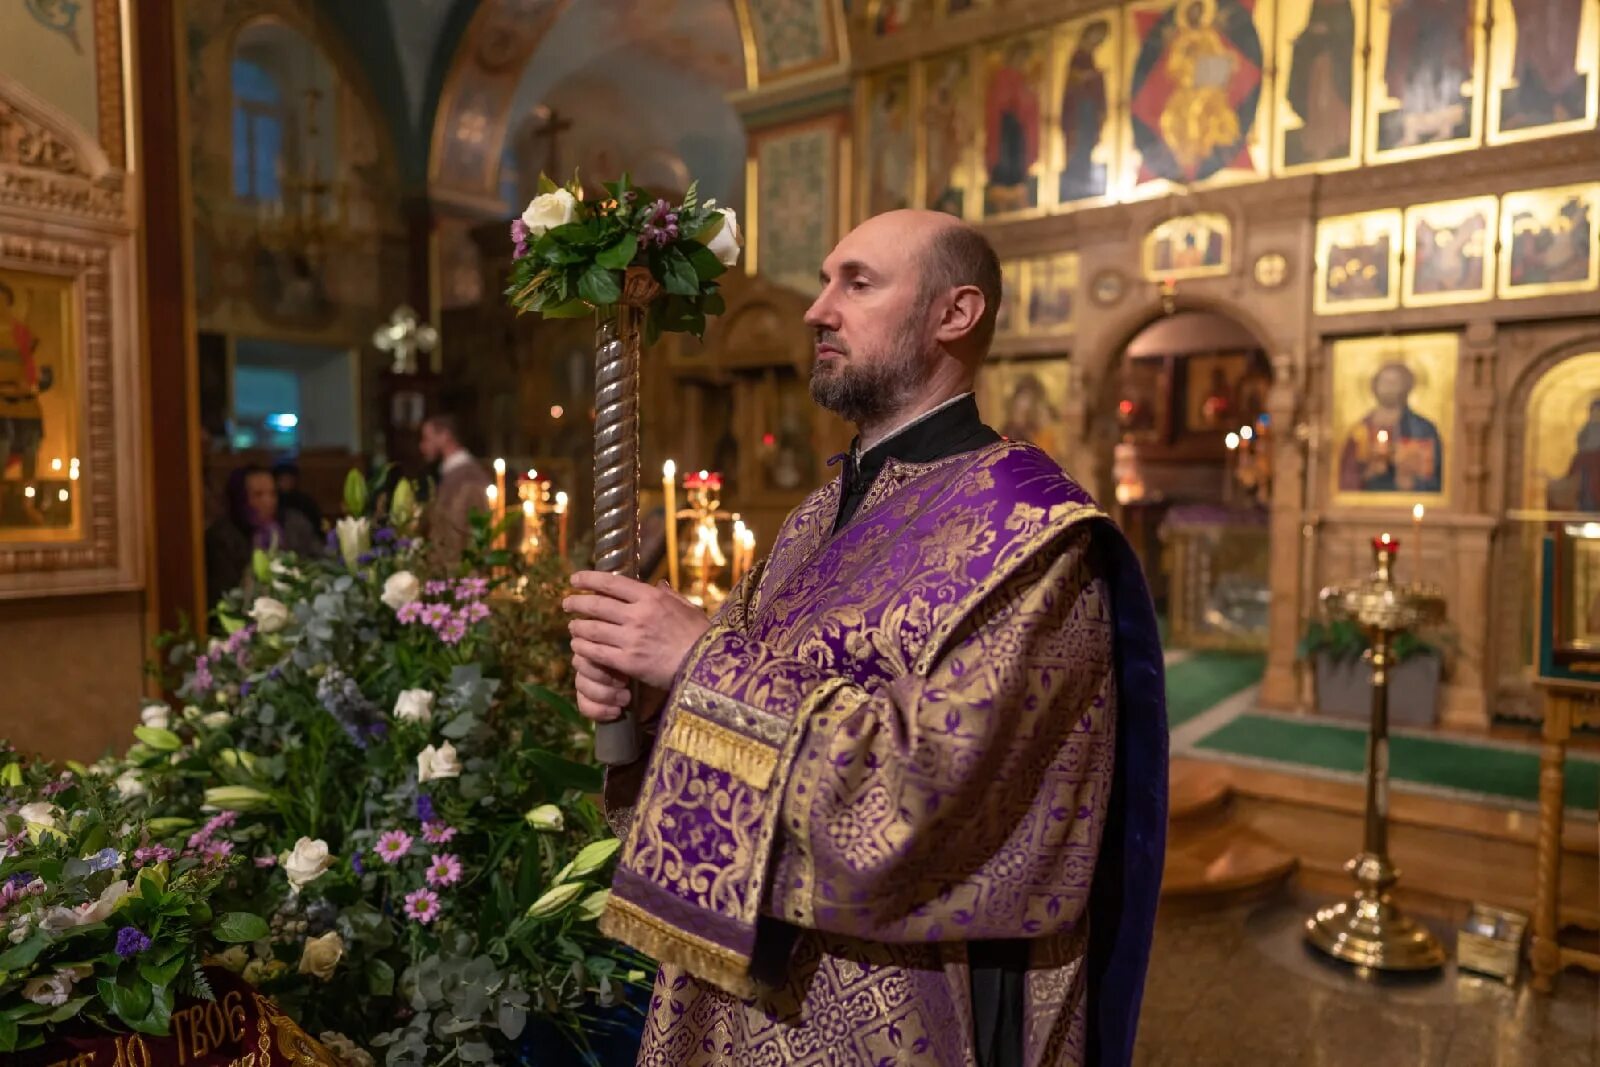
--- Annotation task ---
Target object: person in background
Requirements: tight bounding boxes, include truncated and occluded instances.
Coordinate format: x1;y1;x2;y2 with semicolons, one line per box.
273;461;324;535
418;413;492;568
205;464;321;607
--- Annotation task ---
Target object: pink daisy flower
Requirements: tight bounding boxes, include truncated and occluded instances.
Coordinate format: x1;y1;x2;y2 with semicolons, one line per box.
201;839;233;864
396;601;424;625
254;854;277;868
421;822;456;845
374;829;413;864
403;887;441;925
424;853;463;888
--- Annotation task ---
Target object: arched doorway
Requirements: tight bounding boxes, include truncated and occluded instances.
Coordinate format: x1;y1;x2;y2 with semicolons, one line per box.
1097;310;1274;648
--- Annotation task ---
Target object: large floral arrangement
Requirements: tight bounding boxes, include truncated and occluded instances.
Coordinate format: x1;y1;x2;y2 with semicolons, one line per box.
3;472;643;1065
0;752;270;1054
506;172;741;341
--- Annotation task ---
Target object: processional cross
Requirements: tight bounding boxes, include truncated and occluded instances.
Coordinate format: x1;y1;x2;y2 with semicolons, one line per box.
372;306;439;376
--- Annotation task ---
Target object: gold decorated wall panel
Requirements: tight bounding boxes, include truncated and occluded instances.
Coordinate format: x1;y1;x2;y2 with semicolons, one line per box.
849;0;1600;220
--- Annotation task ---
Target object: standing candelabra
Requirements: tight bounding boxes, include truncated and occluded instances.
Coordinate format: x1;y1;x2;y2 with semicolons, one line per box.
659;466;756;613
1305;533;1447;971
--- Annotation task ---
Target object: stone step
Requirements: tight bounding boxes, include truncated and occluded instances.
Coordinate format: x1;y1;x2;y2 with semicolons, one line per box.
1161;761;1299;907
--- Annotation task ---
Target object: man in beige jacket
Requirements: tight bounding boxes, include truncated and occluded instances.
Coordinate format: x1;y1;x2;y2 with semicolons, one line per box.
418;413;492;568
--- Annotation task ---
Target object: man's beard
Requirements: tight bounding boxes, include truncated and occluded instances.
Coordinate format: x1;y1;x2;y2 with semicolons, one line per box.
809;326;929;427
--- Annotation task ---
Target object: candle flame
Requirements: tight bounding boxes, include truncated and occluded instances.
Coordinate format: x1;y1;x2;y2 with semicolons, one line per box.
486;485;498;502
493;458;506;475
1412;503;1425;521
664;459;676;479
522;499;535;518
555;491;568;510
1376;429;1390;444
1225;432;1240;450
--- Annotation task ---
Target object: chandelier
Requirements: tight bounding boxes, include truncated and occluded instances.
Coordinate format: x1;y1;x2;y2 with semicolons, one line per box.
258;88;349;254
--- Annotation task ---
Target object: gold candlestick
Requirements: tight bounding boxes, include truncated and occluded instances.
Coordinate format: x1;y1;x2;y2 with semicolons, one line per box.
663;460;679;591
1306;534;1447;972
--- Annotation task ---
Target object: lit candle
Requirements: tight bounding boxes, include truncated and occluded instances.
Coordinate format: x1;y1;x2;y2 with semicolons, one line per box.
556;491;569;560
663;460;679;591
522;499;538;558
1412;503;1425;583
731;517;747;585
493;458;507;548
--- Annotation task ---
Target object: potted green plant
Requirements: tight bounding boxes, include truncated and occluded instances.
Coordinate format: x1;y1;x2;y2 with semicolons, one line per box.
1297;617;1451;727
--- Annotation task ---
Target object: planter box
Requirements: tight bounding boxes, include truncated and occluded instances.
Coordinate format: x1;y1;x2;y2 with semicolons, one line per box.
1314;651;1441;728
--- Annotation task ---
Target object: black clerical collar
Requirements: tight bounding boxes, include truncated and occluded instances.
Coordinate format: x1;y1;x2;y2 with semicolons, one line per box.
831;393;1000;532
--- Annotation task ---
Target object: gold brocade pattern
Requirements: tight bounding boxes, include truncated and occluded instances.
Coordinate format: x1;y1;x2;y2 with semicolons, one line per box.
613;443;1122;1066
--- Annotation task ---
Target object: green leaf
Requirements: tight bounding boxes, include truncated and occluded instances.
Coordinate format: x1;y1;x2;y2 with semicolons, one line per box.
44;995;91;1024
0;1015;16;1052
537;173;559;196
542;297;592;319
139;951;187;989
660;247;699;297
596;233;639;270
577;264;622;307
212;912;269;944
0;933;48;971
527;749;603;794
107;977;152;1027
367;956;395;997
133;726;181;752
684;240;727;282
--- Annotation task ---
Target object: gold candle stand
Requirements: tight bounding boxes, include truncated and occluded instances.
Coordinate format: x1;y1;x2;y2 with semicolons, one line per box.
1305;534;1447;971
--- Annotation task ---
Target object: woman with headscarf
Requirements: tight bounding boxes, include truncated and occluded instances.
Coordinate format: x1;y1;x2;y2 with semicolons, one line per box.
204;463;322;607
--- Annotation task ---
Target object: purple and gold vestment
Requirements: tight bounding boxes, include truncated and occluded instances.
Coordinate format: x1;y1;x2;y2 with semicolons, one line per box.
601;441;1168;1066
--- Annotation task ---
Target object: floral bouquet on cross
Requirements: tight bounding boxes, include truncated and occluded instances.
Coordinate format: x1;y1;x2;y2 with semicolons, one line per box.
506;172;740;342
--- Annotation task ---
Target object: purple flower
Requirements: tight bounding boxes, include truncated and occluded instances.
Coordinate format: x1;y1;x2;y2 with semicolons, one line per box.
403;887;441;925
374;829;413;864
375;527;396;544
239;681;252;698
201;840;233;864
133;845;177;867
425;580;451;597
351;853;365;875
85;847;121;873
254;854;277;868
457;578;489;601
396;601;424;625
115;927;152;958
511;218;531;258
425;853;463;888
415;794;436;824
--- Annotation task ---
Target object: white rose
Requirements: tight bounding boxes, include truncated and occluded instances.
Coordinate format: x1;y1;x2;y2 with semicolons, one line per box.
23;970;77;1007
18;802;59;830
209;945;250;973
281;837;334;893
139;702;171;730
521;189;578;237
336;517;371;570
298;930;344;981
392;689;434;725
249;597;290;634
416;742;462;783
704;208;741;268
381;571;421;611
201;711;233;729
114;770;147;799
42;879;128;931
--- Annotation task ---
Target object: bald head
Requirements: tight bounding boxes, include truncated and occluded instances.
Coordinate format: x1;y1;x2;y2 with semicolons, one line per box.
826;210;1003;358
805;210;1004;438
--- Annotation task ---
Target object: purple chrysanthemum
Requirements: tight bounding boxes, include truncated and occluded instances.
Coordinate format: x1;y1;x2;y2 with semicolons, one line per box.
425;853;463;888
403;888;441;925
115;927;152;958
374;829;413;865
511;218;531;259
415;794;436;824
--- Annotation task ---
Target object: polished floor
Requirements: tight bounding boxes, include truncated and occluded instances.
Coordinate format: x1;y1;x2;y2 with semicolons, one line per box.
1134;896;1598;1066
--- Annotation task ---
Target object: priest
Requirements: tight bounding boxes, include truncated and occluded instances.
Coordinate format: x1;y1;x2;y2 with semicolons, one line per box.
564;209;1167;1067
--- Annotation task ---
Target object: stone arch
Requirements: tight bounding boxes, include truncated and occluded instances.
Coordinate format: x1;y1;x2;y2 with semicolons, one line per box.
427;0;840;202
1065;291;1290;502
